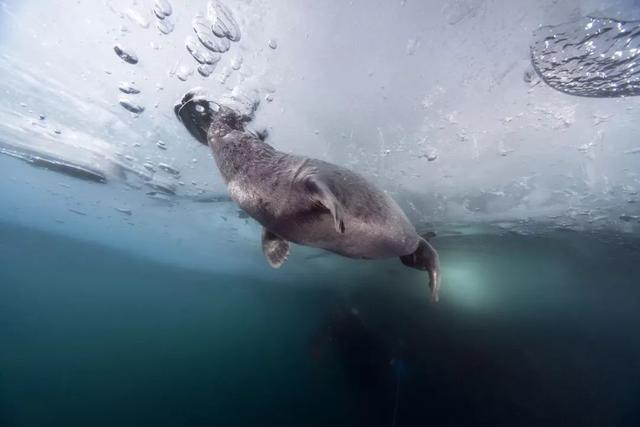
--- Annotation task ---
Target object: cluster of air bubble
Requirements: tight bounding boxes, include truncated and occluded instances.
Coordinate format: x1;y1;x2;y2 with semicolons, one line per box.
113;44;145;114
118;81;144;114
153;0;175;35
531;16;640;97
113;42;144;114
112;1;178;113
185;0;241;79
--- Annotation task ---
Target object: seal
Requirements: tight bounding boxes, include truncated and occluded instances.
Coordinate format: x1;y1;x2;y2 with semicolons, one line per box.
175;88;440;301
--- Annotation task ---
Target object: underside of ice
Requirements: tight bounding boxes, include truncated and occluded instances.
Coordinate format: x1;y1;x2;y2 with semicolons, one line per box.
1;0;639;263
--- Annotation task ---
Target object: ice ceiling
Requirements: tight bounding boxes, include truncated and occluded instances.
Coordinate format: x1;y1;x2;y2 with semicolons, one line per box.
0;0;639;265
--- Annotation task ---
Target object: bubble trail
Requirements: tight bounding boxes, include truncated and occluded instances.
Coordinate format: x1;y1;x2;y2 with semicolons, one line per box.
207;0;241;42
153;0;173;19
186;37;222;64
192;15;230;53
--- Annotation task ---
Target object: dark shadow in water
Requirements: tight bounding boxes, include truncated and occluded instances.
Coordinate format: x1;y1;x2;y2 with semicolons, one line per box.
1;223;640;426
312;231;640;427
0;223;348;427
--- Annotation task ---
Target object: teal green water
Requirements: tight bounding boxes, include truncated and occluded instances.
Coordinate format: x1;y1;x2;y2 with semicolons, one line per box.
1;222;640;426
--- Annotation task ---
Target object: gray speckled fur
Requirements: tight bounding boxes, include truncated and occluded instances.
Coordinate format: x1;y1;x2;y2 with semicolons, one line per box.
208;110;419;259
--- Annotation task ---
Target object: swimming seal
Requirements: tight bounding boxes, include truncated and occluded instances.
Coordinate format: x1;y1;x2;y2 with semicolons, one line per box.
175;88;441;301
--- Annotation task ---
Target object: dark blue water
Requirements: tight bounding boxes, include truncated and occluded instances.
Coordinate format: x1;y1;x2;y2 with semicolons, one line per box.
1;222;640;426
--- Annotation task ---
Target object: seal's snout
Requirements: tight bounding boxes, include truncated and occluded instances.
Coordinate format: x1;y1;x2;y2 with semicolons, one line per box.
174;88;217;145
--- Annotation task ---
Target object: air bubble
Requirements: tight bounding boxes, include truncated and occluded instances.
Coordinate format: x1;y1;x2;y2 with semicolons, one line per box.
158;163;181;176
197;64;216;77
114;45;139;64
193;15;230;53
153;0;173;18
207;0;241;42
118;81;140;94
119;98;145;114
124;8;150;29
156;17;175;34
186;37;222;64
176;65;194;82
231;55;243;70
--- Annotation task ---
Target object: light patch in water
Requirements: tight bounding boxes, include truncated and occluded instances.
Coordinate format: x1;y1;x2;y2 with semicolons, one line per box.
441;255;493;311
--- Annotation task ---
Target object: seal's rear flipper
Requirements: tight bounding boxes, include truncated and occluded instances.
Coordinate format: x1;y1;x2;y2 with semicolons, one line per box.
400;238;440;302
262;228;290;268
421;231;437;241
306;177;346;234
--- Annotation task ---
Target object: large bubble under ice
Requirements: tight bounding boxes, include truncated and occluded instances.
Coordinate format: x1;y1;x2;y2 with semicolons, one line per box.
531;16;640;97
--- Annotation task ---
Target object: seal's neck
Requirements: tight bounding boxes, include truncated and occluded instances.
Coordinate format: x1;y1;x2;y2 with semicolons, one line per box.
207;106;277;184
208;108;244;141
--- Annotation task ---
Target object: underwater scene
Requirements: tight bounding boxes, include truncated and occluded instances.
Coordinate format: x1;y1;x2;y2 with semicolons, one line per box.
1;1;640;426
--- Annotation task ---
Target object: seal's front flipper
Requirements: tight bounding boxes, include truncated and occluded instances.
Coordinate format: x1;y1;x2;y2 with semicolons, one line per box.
306;177;346;234
262;228;290;268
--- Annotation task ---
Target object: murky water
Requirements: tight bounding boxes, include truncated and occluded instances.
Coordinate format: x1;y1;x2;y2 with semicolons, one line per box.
2;220;640;427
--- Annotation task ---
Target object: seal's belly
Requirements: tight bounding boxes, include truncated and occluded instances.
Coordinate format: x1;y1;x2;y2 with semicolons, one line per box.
273;211;419;259
225;175;419;259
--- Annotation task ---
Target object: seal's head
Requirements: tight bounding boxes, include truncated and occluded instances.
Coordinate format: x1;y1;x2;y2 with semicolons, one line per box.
400;238;441;302
174;88;218;145
175;88;257;145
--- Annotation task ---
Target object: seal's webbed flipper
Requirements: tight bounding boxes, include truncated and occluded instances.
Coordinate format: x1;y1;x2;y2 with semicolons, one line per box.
400;238;440;302
262;228;290;268
306;177;345;234
421;231;437;241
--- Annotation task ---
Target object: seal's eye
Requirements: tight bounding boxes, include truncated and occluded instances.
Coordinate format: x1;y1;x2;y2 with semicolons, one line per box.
195;104;206;114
